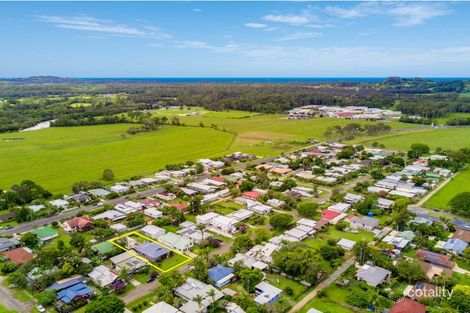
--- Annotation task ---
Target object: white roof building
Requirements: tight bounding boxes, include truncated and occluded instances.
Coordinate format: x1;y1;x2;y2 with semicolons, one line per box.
227;209;253;222
143;302;182;313
143;207;163;219
337;238;356;251
88;265;118;287
328;202;351;213
175;278;223;313
92;210;126;222
141;225;166;239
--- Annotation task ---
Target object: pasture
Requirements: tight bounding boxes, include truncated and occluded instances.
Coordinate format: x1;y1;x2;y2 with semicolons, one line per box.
354;127;470;150
0;124;233;193
424;166;470;210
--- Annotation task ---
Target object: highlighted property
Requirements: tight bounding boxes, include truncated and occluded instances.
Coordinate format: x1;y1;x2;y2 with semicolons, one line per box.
108;231;193;273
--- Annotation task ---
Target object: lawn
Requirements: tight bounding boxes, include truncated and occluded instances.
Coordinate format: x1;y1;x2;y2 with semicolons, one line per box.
321;226;375;242
0;304;16;313
435;112;470;125
425;166;470;210
127;292;157;313
298;284;366;313
299;298;356;313
354;126;470;151
266;273;309;301
0;124;233;193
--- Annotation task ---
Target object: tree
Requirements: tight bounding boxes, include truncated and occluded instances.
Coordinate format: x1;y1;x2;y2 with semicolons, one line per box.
273;243;322;283
391;198;410;230
189;195;204;215
407;143;430;159
397;259;424;283
193;294;206;310
319;245;344;261
450;285;470;313
102;169;115;181
37;290;56;306
70;232;85;250
15;206;33;223
449;192;470;218
192;257;209;282
85;295;125;313
239;268;264;293
0;261;17;274
354;240;372;264
20;232;39;248
239;180;254;192
232;236;254;253
296;201;318;219
269;213;294;230
195;162;204;174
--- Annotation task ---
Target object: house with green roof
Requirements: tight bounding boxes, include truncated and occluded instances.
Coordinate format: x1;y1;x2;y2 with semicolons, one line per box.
32;226;58;243
91;241;115;257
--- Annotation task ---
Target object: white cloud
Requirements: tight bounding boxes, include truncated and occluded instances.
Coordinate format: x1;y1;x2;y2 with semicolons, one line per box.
389;4;451;26
192;8;203;13
177;41;240;53
36;15;169;38
324;2;451;26
263;14;310;25
244;22;268;29
278;32;321;41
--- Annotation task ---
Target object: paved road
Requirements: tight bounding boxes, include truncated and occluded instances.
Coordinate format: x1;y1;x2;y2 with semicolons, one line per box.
288;256;356;313
0;277;33;313
122;279;160;304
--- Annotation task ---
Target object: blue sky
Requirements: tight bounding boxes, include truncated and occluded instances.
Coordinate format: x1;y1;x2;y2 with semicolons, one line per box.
1;1;470;77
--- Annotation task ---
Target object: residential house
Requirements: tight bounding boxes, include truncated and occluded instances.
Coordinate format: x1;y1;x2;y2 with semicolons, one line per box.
337;238;356;251
321;210;347;224
115;201;142;215
143;302;182;313
267;198;285;208
453;228;470;243
110;252;147;273
0;238;19;252
404;283;439;301
228;253;268;271
92;210;126;222
178;227;212;244
389;298;426;313
416;249;454;269
28;204;45;213
133;242;170;262
91;241;115;258
49;199;69;209
141;225;166;239
226;302;245;313
88;188;111;198
175;278;223;313
196;212;219;225
377;198;394;210
442;238;468;255
57;282;93;304
62;216;94;233
88;265;118;287
157;232;193;252
241;191;263;201
110;184;129;193
283;228;309;242
110;223;127;233
349;216;379;231
227;209;253;222
208;265;235;288
254;281;282;305
68;193;91;203
356;264;391;287
33;226;58;243
328;202;351;213
47;275;87;291
155;191;177;201
344;193;364;204
187;182;215;194
143;207;163;219
210;215;237;233
2;247;34;265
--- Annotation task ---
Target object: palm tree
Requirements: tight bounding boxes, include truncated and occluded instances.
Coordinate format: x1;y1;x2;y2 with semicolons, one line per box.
206;289;216;303
192;295;205;309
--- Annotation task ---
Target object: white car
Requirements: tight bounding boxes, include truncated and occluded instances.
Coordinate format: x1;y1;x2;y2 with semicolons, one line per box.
36;305;46;313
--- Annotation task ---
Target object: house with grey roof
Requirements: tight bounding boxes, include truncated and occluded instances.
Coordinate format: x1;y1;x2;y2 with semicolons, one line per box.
349;216;379;231
356;264;391;287
175;278;223;313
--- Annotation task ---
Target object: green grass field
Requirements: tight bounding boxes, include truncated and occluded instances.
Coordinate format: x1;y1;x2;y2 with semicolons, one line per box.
0;111;431;194
435;112;470;125
354;127;470;151
424;166;470;210
0;124;233;193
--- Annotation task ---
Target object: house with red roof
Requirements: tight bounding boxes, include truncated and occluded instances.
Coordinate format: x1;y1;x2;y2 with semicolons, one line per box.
321;209;347;224
138;198;163;209
241;191;263;201
170;203;188;211
3;247;35;265
62;216;94;233
416;249;454;269
389;298;426;313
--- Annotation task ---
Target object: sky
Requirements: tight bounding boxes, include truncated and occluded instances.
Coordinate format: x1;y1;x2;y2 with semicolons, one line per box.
1;1;470;77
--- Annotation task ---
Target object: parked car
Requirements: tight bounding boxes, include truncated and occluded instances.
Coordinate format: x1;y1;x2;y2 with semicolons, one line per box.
36;305;46;313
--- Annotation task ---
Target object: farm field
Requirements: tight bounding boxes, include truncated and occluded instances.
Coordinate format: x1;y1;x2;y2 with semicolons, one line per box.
435;112;470;125
354;126;470;150
424;166;470;210
0;124;233;193
175;113;423;155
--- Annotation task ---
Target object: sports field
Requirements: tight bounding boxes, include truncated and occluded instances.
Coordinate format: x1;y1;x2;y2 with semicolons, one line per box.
354;127;470;151
424;166;470;210
0;124;233;193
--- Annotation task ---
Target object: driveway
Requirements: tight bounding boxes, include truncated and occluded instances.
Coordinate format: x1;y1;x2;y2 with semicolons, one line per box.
0;277;34;313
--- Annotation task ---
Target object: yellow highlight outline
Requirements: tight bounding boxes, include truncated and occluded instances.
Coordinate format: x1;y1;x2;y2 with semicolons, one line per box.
108;230;193;273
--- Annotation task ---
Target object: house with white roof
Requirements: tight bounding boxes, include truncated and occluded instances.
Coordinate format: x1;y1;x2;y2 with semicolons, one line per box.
157;232;193;252
196;212;219;225
143;302;182;313
254;281;282;305
92;210;126;222
337;238;356;251
378;198;394;209
175;278;223;313
88;265;118;287
143;207;163;219
210;215;237;233
328;202;351;213
187;182;215;194
227;209;253;222
349;216;379;231
141;225;166;239
344;193;365;204
110;184;129;193
228;253;268;271
283;228;309;241
49;199;69;209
